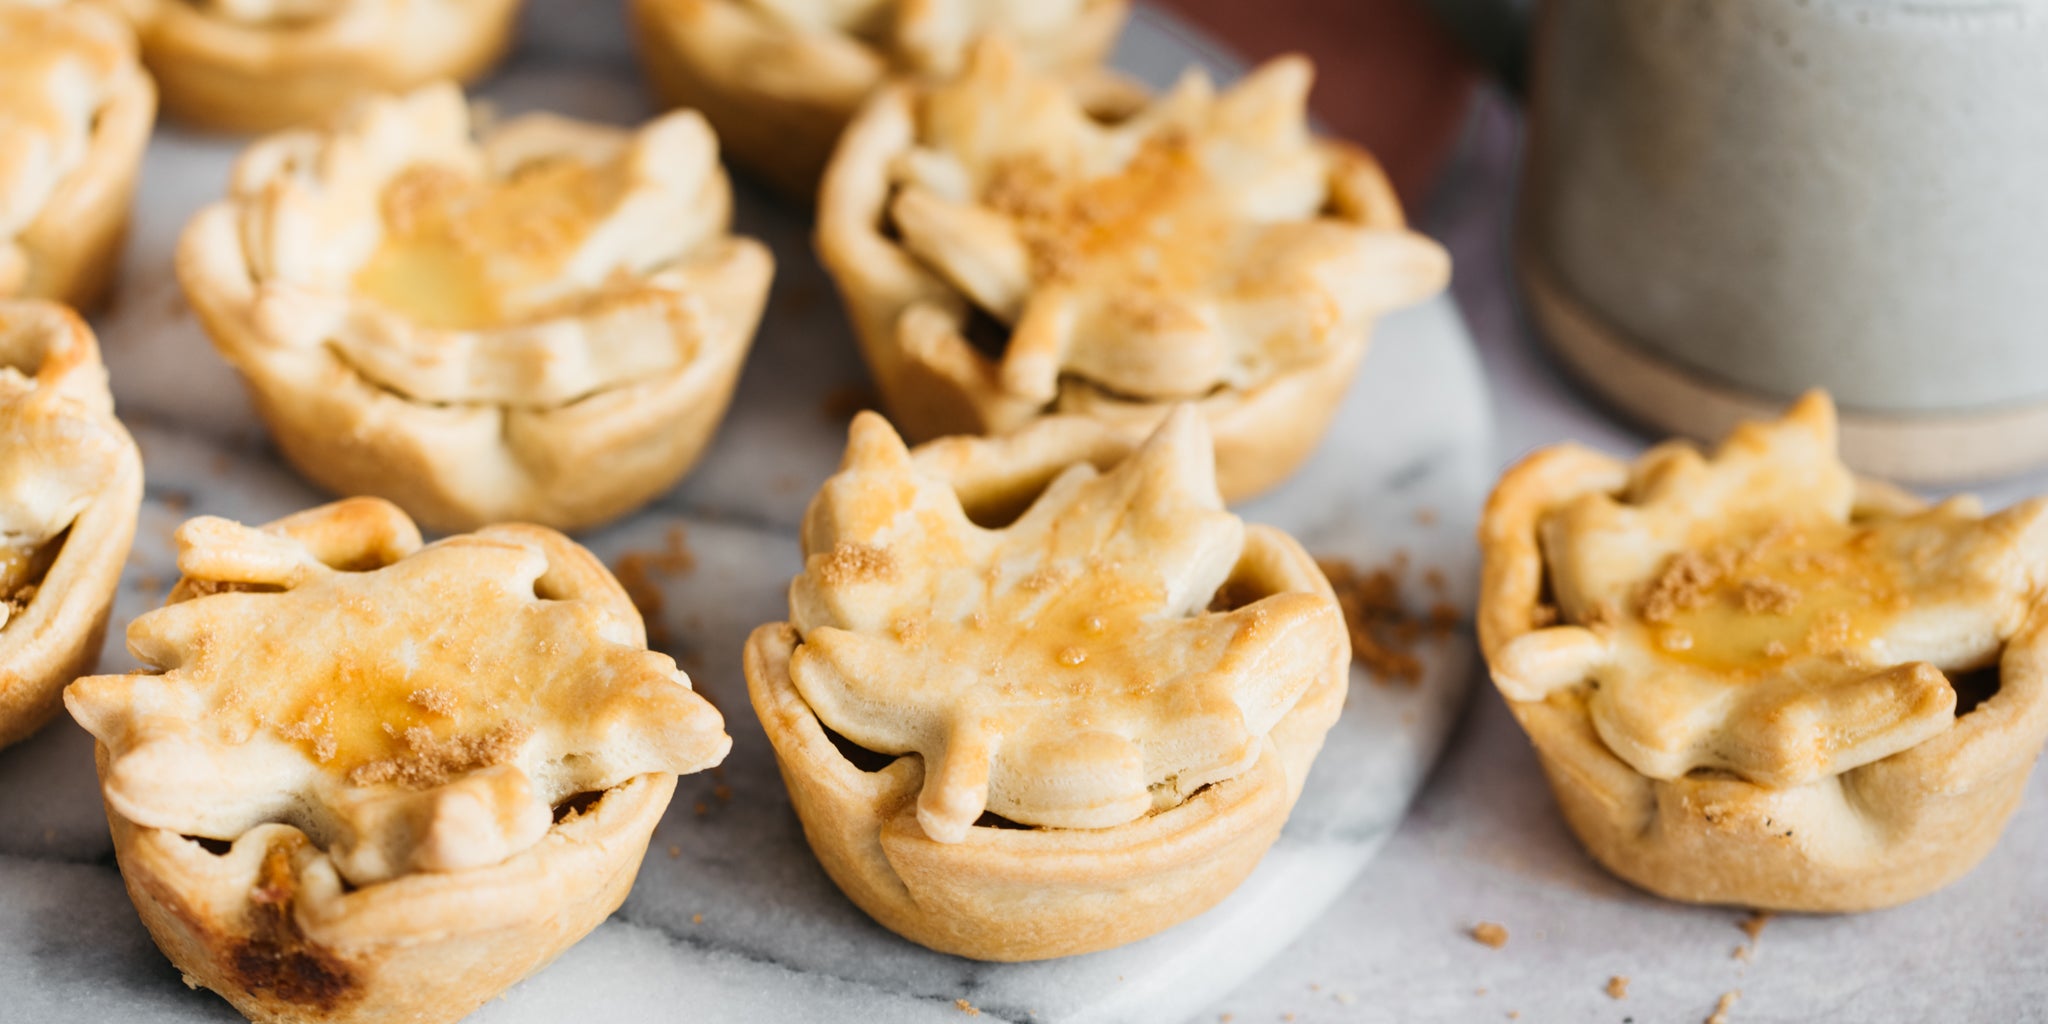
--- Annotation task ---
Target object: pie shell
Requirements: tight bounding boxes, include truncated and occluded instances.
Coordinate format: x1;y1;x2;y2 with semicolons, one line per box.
4;7;155;313
745;423;1348;961
175;114;775;534
110;0;521;134
82;497;698;1022
104;757;676;1024
0;302;141;750
815;79;1413;503
627;0;1128;199
1478;443;2048;911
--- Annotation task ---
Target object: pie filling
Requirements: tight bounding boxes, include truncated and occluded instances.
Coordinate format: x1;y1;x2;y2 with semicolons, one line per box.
0;530;63;628
352;159;624;331
1633;519;1906;675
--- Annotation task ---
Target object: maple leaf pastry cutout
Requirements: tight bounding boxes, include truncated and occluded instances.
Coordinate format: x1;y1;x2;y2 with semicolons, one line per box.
789;405;1346;843
66;498;730;887
1492;392;2048;789
881;40;1449;405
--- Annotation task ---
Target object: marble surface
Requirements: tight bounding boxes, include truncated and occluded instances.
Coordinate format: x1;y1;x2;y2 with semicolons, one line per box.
0;4;1494;1023
1205;89;2048;1023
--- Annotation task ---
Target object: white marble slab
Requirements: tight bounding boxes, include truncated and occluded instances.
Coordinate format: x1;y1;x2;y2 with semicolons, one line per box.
0;4;1494;1022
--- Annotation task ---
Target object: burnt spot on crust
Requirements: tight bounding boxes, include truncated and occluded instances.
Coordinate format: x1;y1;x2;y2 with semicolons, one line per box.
227;838;361;1013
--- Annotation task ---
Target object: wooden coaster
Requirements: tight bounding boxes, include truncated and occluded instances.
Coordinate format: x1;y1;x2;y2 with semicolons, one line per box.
1517;238;2048;486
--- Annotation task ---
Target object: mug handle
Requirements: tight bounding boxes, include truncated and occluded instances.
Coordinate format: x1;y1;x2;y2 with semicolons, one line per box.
1412;0;1530;95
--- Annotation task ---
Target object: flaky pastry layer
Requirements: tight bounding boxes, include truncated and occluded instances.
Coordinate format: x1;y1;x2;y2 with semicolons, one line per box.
1479;393;2048;911
0;301;140;750
629;0;1129;197
816;43;1449;501
178;85;774;531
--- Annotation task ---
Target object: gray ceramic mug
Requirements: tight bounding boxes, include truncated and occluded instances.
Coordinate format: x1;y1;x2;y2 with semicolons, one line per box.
1428;0;2048;482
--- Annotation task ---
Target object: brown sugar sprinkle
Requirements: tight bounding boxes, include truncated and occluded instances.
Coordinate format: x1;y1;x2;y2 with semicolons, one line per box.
1706;990;1740;1024
819;384;877;422
1738;577;1800;615
818;542;895;586
1639;547;1734;624
955;998;981;1016
406;687;456;715
346;723;530;789
1470;922;1509;949
1317;555;1461;686
1606;975;1629;1000
613;526;696;648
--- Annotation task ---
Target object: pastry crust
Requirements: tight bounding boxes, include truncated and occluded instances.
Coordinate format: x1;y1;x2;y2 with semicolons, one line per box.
0;301;141;750
178;85;774;533
1479;392;2048;911
105;0;519;133
747;408;1347;960
816;43;1450;502
0;1;155;312
628;0;1129;198
67;497;730;1023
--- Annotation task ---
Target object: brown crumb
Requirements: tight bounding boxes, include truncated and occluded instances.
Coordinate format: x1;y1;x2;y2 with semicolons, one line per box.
346;723;530;789
161;490;192;514
1471;922;1509;949
690;913;703;925
820;384;878;422
135;574;164;594
818;542;895;586
1733;944;1752;962
1318;555;1460;686
1606;975;1629;1000
666;845;681;859
612;526;696;643
1415;507;1439;527
1507;1013;1519;1021
1738;577;1800;614
693;801;709;816
712;784;733;802
955;998;980;1016
1706;990;1739;1024
1739;910;1773;941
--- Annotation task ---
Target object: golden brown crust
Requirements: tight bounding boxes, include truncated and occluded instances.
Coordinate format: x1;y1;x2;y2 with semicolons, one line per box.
0;3;155;312
177;87;774;532
107;755;678;1024
1479;392;2048;911
71;498;729;1021
816;47;1449;502
747;410;1347;960
0;302;141;750
108;0;519;133
628;0;1130;198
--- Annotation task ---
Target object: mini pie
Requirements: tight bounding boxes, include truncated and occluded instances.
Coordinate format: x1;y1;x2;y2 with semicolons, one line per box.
817;42;1450;502
1479;392;2048;912
65;497;731;1024
629;0;1130;198
103;0;520;133
178;84;775;533
0;301;142;750
746;405;1348;960
0;0;155;312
